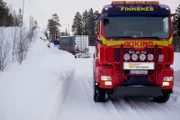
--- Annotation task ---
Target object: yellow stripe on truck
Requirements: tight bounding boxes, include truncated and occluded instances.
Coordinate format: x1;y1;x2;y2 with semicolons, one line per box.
100;35;173;48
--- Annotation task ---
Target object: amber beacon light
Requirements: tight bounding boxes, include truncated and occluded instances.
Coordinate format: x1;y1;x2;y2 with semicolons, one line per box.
111;0;159;5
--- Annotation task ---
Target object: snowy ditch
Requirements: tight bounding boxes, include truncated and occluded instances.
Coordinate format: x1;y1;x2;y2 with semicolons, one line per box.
171;70;180;105
0;67;75;120
48;69;75;120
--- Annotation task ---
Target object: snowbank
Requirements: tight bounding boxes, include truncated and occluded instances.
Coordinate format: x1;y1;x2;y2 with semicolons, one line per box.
172;52;180;71
89;46;95;53
0;27;40;70
0;31;76;120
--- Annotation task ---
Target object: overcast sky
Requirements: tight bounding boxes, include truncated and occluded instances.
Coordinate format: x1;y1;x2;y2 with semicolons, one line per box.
4;0;180;34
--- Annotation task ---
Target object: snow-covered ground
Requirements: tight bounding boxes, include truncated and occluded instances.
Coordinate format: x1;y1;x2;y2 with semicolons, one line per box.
0;31;76;120
172;52;180;71
0;29;180;120
58;50;180;120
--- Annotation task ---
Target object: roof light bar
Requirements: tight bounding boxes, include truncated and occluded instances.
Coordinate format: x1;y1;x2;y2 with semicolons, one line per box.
111;0;159;5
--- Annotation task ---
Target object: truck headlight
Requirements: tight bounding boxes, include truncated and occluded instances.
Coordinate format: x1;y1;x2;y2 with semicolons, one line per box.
139;54;146;61
147;54;154;61
163;82;170;86
105;81;112;86
124;53;130;61
101;76;112;81
132;53;138;61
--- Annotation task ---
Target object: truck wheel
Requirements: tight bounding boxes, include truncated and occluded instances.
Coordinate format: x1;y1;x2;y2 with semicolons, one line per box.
93;81;106;102
153;92;170;103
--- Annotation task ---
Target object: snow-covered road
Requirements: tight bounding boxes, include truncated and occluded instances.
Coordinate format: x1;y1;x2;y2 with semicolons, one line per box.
57;58;180;120
0;32;180;120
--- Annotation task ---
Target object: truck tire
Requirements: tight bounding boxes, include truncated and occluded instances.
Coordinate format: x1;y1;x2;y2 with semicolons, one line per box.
153;91;170;103
93;81;106;102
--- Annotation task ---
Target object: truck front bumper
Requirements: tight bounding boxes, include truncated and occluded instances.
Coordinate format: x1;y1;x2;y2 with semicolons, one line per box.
108;86;164;98
96;65;174;90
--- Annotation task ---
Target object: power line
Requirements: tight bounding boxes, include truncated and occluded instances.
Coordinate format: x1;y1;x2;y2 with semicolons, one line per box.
26;0;46;18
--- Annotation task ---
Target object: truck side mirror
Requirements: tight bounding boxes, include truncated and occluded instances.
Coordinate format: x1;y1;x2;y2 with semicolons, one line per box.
87;17;94;36
96;32;99;40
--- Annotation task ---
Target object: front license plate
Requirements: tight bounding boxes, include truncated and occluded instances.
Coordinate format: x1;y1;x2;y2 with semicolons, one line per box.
124;62;154;70
130;70;148;74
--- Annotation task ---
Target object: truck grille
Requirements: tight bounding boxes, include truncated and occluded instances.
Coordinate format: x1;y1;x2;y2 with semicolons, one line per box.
114;48;120;61
113;47;162;62
112;47;162;75
114;64;120;74
123;48;162;62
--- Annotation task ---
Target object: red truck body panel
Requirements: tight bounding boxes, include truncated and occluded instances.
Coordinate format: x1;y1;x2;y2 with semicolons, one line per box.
92;1;176;102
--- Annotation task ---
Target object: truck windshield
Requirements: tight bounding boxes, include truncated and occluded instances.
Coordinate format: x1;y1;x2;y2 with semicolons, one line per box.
103;16;170;39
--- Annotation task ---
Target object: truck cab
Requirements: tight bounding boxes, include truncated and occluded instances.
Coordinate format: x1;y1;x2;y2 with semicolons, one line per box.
88;0;180;103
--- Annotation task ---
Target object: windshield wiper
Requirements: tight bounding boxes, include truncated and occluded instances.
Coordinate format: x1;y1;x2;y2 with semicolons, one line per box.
107;36;161;40
137;36;160;40
107;36;133;39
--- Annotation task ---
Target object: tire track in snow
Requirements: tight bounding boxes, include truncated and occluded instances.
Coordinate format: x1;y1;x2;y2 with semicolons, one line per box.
141;99;180;119
56;63;180;120
170;70;180;108
126;98;172;119
57;75;124;120
125;99;155;119
170;90;180;107
86;76;148;120
111;96;180;120
112;99;144;120
82;76;122;118
110;70;180;120
84;76;180;120
80;76;96;108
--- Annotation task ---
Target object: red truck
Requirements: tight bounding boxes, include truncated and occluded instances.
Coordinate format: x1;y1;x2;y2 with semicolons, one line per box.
88;0;180;103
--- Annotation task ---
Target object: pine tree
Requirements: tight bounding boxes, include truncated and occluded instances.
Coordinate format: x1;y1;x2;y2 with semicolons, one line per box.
88;8;96;46
94;10;99;33
172;4;180;52
11;10;20;26
0;0;6;26
44;30;49;40
72;12;83;35
82;10;88;35
88;8;94;17
0;0;17;26
60;29;69;36
176;5;180;36
52;13;61;39
18;9;23;26
60;32;66;36
47;13;61;41
65;28;69;35
72;8;99;45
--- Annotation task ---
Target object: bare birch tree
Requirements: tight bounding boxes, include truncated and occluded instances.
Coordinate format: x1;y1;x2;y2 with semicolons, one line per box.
11;27;19;62
0;28;11;71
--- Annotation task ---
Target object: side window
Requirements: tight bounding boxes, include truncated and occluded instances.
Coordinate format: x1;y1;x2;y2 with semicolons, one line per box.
163;17;169;34
96;21;100;39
